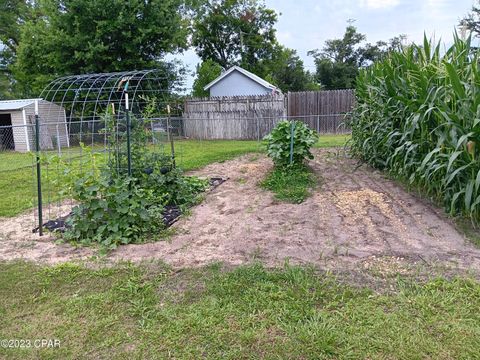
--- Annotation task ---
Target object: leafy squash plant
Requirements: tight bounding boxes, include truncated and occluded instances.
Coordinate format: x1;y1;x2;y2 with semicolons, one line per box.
261;121;318;203
263;120;318;167
64;175;165;247
63;102;208;250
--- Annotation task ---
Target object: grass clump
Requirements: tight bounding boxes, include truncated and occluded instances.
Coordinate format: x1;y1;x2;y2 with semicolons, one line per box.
261;164;317;203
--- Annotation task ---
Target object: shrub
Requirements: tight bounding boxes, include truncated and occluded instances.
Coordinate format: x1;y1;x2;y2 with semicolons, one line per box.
263;120;318;166
349;35;480;223
262;121;318;203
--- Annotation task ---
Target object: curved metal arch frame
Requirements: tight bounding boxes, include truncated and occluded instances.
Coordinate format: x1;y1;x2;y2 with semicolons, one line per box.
40;69;170;120
39;69;173;149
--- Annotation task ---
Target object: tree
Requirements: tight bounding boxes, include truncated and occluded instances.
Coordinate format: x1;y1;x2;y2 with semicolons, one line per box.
4;0;190;97
309;24;406;89
264;46;319;92
0;52;14;100
192;59;223;97
192;0;278;74
0;0;34;55
460;1;480;37
308;24;365;89
192;1;319;93
0;0;35;99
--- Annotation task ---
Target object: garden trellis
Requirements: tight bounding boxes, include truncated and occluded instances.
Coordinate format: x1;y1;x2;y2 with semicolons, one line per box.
39;69;180;148
34;69;182;235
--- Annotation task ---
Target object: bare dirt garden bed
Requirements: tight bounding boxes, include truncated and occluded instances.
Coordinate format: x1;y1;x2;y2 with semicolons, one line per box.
1;148;480;277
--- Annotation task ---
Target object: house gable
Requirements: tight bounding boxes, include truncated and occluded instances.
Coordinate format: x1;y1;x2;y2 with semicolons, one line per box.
204;66;279;97
210;71;273;97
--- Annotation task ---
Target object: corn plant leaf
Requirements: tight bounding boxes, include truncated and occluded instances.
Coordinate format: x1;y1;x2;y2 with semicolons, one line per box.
446;164;470;186
475;170;480;191
447;151;463;173
465;180;475;210
444;62;466;99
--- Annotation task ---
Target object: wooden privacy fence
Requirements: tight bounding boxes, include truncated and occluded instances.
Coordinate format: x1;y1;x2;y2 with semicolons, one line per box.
287;89;354;134
183;95;286;140
182;90;354;139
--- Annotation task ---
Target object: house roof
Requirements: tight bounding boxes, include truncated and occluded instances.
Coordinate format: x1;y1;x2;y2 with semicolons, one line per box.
0;99;42;111
204;66;279;92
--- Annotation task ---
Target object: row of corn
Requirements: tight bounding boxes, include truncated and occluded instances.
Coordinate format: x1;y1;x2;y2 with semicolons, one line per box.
349;34;480;223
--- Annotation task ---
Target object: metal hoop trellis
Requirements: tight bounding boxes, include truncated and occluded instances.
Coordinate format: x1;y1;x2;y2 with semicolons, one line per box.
32;69;181;235
39;69;177;147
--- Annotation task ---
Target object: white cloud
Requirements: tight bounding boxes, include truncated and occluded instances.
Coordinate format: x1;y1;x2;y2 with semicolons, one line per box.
359;0;400;9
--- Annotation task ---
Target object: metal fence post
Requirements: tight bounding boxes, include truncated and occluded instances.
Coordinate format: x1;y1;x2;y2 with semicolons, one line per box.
167;105;176;168
35;100;43;236
56;124;61;155
150;119;155;144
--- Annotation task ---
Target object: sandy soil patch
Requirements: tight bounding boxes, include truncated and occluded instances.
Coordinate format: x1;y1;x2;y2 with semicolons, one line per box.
0;203;94;263
1;149;480;275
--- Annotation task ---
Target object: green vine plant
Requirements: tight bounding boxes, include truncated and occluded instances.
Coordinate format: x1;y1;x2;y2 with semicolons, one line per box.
261;120;319;203
58;97;208;250
263;120;318;167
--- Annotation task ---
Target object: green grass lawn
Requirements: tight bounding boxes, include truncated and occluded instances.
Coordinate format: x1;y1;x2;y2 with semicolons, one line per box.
1;133;478;360
0;261;478;359
0;135;349;217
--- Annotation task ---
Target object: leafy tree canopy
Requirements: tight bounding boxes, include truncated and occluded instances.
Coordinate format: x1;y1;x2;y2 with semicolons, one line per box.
2;0;191;97
460;1;480;37
192;59;223;97
264;46;319;92
192;0;278;72
308;23;406;89
192;0;317;94
0;0;36;99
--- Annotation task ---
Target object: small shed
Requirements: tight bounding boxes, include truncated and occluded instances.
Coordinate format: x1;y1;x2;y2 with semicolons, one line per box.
0;99;69;152
204;66;281;97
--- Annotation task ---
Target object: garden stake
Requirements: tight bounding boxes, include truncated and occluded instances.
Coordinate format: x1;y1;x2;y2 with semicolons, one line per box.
289;121;295;165
124;82;132;177
35;100;43;236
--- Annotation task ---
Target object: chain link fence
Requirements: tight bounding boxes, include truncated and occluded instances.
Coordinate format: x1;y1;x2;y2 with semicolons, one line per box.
0;113;350;234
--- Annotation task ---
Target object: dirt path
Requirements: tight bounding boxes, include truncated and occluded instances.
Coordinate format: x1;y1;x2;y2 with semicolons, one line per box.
1;149;480;275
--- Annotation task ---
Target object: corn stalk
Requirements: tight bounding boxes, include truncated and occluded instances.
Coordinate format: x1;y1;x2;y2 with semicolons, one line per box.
350;34;480;223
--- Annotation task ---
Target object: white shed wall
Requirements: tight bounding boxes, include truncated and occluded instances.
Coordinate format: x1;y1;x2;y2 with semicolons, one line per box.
0;100;68;152
209;71;272;97
23;101;69;151
0;110;29;152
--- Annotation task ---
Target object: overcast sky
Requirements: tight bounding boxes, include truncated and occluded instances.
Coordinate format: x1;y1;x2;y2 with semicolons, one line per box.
175;0;477;89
